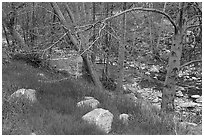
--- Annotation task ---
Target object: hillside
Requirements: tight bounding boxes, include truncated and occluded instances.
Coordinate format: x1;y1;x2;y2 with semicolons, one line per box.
2;58;201;135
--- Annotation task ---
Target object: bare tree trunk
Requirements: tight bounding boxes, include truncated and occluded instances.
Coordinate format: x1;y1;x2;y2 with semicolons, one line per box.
4;3;27;51
148;3;153;52
116;2;127;93
3;11;27;51
30;2;36;47
161;2;185;113
91;2;96;63
104;3;110;77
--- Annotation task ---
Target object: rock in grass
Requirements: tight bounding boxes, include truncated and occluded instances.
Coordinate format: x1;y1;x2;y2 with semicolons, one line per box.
119;113;130;126
178;122;202;135
195;96;202;103
179;122;197;128
176;86;185;91
179;102;201;108
9;88;37;103
151;97;159;103
82;108;113;133
191;95;200;99
176;90;184;97
77;96;100;110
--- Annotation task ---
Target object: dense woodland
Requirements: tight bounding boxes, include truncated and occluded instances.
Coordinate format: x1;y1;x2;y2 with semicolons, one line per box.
2;2;202;135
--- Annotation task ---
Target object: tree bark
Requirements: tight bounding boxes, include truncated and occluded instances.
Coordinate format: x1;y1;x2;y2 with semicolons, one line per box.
91;2;96;63
105;3;110;77
116;2;127;93
161;3;185;113
30;2;36;47
148;3;153;52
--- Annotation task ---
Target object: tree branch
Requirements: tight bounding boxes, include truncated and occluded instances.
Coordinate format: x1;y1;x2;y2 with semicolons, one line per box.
186;15;201;23
102;7;177;33
185;24;201;31
41;32;68;58
180;60;202;68
64;3;75;24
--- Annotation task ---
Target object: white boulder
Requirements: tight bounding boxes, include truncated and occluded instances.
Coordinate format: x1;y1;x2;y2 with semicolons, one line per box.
9;89;37;103
77;96;100;110
82;108;113;133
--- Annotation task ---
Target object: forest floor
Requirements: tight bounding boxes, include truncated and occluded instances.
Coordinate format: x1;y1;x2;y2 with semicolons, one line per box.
2;58;202;135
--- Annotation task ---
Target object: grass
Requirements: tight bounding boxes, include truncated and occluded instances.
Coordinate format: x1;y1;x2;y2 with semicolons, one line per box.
2;60;196;135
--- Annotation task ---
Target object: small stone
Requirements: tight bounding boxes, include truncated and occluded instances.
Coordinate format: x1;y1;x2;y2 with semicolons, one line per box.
123;85;127;91
192;77;197;80
151;97;159;103
37;73;45;77
195;97;202;103
176;86;185;91
130;64;135;67
119;113;130;126
176;91;183;97
191;95;200;99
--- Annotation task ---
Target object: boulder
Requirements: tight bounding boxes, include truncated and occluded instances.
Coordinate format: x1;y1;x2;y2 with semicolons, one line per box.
77;96;100;110
9;89;37;103
82;108;113;133
119;113;130;126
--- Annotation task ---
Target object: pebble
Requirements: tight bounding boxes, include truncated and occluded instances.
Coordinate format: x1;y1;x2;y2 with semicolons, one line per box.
191;95;200;99
176;91;184;97
195;97;202;103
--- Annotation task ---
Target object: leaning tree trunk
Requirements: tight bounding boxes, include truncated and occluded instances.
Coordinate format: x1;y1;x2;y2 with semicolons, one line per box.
161;3;185;113
51;2;103;92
